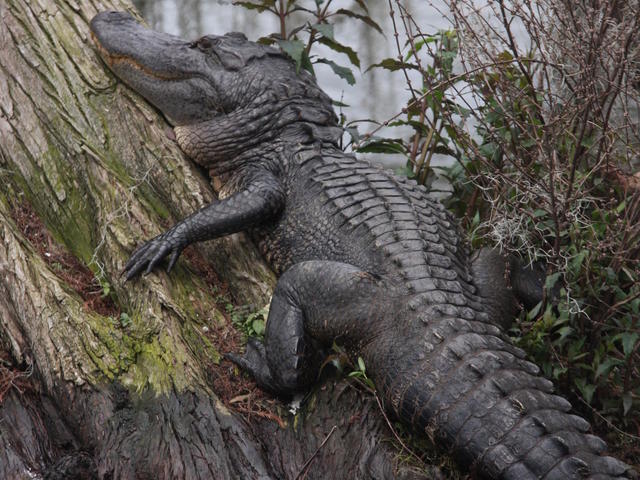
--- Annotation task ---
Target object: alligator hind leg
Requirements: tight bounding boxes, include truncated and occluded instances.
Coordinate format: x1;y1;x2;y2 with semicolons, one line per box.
226;285;313;395
227;261;383;396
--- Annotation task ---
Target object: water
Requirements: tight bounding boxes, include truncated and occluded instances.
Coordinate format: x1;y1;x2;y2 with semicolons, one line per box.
131;0;454;167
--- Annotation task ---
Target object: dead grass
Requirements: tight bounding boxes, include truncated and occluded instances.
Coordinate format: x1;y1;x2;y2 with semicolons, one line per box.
205;313;282;427
9;200;120;318
182;244;282;425
0;350;33;403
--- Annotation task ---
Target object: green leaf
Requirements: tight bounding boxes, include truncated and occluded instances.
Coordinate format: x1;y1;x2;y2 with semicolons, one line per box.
252;319;265;336
621;333;638;358
478;142;498;158
353;0;370;14
621;266;636;282
569;250;587;275
256;36;278;46
554;326;574;343
334;8;383;34
356;138;407;154
277;39;313;74
623;392;633;416
552;365;567;379
315;58;355;85
317;36;360;68
594;357;623;380
527;301;542;320
404;39;428;61
278;39;306;69
232;1;276;13
388;120;435;137
366;58;418;72
119;312;132;328
471;210;480;228
357;356;366;373
454;105;472;118
545;272;561;291
574;378;596;404
580;135;595;148
313;23;334;40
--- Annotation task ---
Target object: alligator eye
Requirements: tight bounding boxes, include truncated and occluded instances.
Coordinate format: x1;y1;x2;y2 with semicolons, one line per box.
189;36;220;51
198;37;212;49
227;32;247;41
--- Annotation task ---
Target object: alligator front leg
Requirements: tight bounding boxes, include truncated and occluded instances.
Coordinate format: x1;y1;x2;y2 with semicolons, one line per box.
123;169;285;280
227;261;384;395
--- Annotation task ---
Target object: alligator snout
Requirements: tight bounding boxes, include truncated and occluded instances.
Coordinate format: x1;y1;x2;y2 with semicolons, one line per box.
90;11;223;126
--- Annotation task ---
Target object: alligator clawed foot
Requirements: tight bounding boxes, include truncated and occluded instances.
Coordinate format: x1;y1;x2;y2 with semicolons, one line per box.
122;233;185;281
225;338;265;371
225;339;281;393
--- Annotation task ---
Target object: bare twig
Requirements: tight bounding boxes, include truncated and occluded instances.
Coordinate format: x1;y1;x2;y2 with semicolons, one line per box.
574;394;640;443
294;425;338;480
373;392;427;467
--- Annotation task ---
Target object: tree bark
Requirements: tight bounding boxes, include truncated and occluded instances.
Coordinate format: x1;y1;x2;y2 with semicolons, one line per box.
0;1;440;478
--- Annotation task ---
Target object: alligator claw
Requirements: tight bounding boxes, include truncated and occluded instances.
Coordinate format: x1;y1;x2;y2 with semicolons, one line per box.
224;352;250;372
225;338;267;370
122;232;184;281
225;339;279;393
167;249;181;273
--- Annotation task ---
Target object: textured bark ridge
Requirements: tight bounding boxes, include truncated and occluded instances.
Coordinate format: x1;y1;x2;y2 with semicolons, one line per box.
0;1;430;478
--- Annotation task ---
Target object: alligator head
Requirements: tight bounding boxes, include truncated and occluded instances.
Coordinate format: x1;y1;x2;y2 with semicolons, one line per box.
90;11;339;173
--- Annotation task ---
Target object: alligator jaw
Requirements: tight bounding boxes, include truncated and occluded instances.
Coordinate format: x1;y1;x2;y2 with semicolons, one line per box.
90;11;220;126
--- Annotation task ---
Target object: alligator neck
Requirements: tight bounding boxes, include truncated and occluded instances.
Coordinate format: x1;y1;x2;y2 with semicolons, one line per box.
174;98;342;176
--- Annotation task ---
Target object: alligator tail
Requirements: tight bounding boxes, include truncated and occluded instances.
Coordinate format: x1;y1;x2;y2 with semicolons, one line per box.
373;315;634;479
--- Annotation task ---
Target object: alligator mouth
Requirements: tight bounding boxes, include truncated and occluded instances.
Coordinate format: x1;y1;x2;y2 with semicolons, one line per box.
90;11;203;83
90;31;189;82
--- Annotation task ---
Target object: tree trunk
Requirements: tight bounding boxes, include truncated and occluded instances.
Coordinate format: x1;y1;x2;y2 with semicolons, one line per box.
0;1;440;478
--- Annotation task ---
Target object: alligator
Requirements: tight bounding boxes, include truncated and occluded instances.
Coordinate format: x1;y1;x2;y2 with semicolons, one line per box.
90;11;635;479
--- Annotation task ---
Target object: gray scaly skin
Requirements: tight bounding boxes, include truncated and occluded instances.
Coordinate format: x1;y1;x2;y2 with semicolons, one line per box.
90;11;635;479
